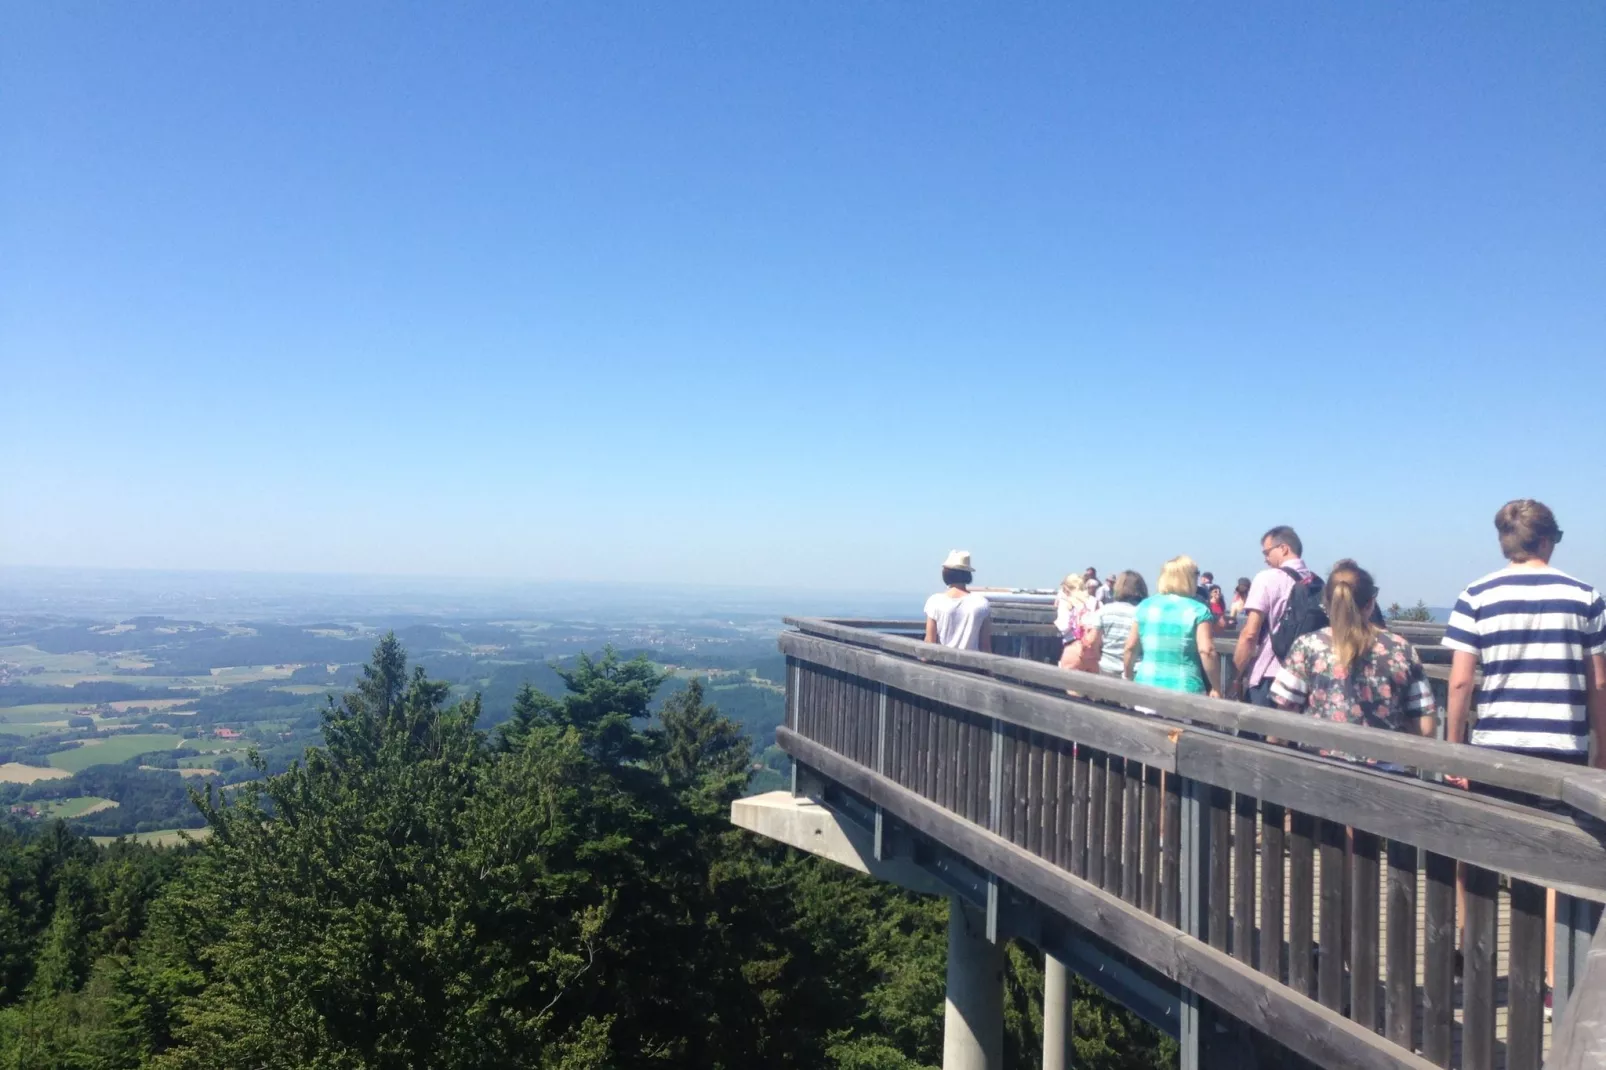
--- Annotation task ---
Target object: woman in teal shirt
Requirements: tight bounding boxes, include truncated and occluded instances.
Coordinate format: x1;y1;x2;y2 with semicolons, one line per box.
1123;555;1222;697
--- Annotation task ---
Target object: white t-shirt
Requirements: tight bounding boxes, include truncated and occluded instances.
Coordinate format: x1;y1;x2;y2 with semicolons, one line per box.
924;591;992;651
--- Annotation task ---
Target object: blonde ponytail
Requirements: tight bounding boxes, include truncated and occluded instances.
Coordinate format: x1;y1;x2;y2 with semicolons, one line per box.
1325;559;1379;674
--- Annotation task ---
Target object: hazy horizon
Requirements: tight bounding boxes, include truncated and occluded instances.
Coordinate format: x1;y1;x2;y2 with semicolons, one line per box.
0;563;928;624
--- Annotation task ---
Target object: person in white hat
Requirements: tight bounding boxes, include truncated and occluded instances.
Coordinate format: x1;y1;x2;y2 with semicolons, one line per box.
924;550;993;652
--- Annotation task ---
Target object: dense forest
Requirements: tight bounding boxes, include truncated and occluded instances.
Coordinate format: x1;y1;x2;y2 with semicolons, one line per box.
0;637;1171;1068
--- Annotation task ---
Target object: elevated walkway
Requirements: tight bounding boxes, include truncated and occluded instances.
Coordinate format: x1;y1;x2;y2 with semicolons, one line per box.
733;617;1606;1070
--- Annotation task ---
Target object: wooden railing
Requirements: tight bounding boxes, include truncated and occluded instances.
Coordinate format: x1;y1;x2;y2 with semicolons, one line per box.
777;618;1606;1070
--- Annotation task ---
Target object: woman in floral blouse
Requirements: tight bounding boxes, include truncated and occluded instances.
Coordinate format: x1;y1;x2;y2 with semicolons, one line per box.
1269;560;1438;757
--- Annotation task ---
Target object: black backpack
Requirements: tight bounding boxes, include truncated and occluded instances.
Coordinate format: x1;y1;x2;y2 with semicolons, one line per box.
1269;566;1327;660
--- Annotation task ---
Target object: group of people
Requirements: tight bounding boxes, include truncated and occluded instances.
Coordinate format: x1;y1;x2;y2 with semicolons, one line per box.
925;501;1606;781
928;501;1606;1007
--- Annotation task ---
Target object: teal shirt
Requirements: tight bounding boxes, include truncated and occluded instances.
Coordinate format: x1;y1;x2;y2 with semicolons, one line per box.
1132;594;1214;694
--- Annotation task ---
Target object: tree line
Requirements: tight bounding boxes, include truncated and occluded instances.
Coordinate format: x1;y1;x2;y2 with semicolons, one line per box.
0;636;1171;1069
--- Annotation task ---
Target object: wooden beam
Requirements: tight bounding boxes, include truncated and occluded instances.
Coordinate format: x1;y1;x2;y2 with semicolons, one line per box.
776;727;1441;1070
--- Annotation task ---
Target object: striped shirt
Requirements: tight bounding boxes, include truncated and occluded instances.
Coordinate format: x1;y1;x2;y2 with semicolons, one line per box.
1441;566;1606;755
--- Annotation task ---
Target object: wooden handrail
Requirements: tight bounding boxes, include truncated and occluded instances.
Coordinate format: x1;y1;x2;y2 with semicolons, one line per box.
781;628;1606;900
788;617;1606;824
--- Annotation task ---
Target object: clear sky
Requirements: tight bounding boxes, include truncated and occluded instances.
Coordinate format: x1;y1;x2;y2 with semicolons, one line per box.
3;4;1603;605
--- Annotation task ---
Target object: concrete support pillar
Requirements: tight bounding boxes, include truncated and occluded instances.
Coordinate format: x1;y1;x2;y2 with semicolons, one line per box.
944;896;1005;1070
1043;953;1074;1070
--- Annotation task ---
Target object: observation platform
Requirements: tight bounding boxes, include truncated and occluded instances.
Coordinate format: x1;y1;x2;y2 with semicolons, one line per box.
733;605;1606;1070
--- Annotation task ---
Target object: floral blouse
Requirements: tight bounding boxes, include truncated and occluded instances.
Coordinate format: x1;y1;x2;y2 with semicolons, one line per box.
1270;627;1439;739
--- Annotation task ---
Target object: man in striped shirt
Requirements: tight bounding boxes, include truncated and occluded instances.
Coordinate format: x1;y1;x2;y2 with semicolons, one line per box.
1443;499;1606;768
1442;499;1606;1008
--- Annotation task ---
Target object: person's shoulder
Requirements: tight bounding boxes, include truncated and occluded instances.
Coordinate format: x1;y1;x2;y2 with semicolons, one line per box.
1536;567;1603;600
1462;566;1535;598
1246;567;1284;593
962;592;991;612
1375;628;1412;654
923;592;947;615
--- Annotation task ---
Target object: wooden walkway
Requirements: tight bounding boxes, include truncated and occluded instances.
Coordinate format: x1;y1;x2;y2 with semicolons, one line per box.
779;617;1606;1070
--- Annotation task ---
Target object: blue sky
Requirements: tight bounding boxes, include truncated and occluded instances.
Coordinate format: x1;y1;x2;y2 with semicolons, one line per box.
3;4;1603;605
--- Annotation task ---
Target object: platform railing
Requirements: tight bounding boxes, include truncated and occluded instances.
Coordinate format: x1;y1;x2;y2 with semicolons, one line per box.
778;617;1606;1070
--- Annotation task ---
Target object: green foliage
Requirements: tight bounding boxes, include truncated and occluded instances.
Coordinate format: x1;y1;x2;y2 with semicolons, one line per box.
0;635;1171;1069
1385;600;1435;623
653;678;749;808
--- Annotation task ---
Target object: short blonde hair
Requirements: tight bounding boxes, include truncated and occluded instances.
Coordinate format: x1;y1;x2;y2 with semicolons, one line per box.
1156;555;1199;597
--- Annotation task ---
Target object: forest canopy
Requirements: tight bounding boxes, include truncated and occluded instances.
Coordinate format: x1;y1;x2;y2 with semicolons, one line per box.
0;637;1170;1069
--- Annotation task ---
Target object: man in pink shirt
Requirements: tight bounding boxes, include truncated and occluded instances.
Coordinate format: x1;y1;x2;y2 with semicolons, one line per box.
1232;525;1313;706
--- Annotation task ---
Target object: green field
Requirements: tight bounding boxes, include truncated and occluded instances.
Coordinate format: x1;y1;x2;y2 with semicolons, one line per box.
90;827;212;848
38;796;118;819
0;722;74;738
0;703;84;721
47;734;184;773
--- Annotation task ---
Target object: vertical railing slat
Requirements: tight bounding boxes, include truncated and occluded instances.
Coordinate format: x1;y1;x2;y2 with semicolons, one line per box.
1055;738;1073;869
1422;851;1456;1067
1162;770;1182;926
1383;839;1418;1050
1261;802;1286;983
1506;878;1545;1070
1013;722;1030;848
1462;863;1498;1070
1072;743;1090;879
1289;810;1317;998
999;725;1017;844
1317;818;1346;1011
1041;735;1059;861
1087;748;1107;888
1123;761;1141;904
1208;786;1231;951
1233;792;1256;966
1142;765;1161;915
1105;755;1125;894
1350;829;1380;1031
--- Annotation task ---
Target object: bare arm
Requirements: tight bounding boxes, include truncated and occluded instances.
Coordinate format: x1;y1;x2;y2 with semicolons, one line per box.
1197;620;1221;697
978;616;994;656
1083;628;1103;662
1586;653;1606;770
1446;650;1479;745
925;618;938;644
1122;625;1141;681
1416;714;1437;738
1233;610;1263;675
